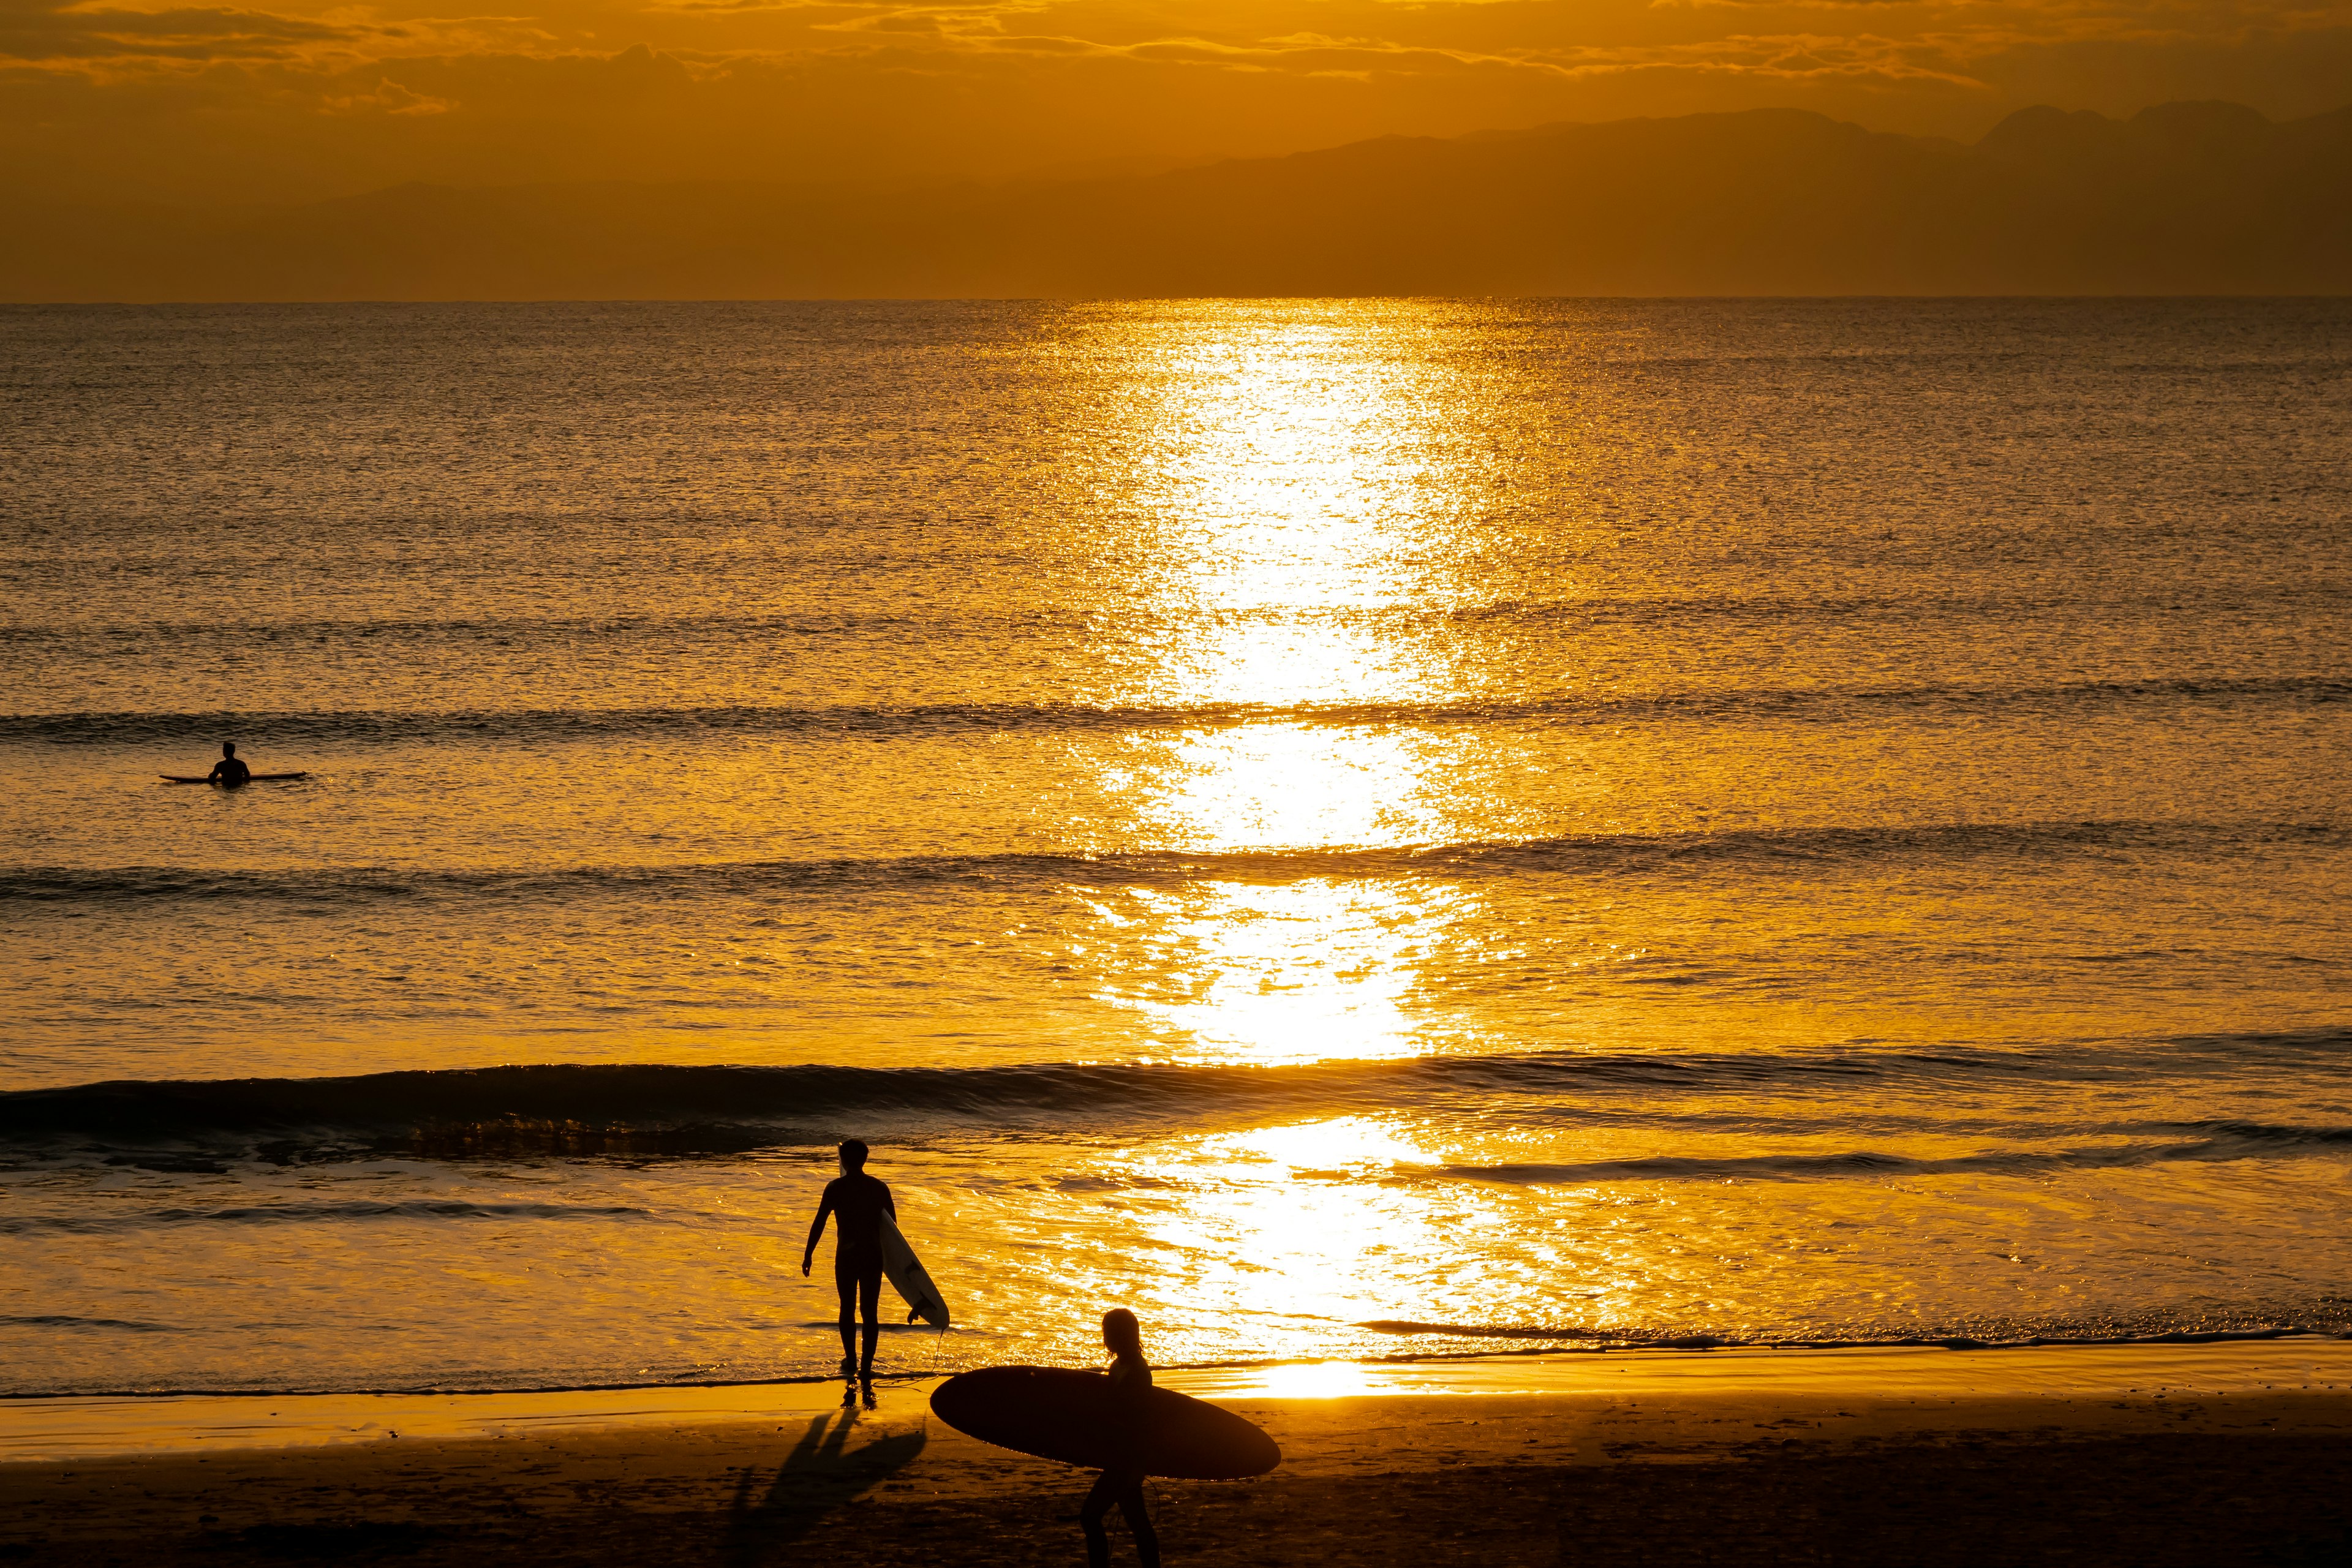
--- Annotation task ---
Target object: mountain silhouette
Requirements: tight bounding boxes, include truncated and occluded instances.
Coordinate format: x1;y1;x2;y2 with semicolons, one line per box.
9;102;2349;300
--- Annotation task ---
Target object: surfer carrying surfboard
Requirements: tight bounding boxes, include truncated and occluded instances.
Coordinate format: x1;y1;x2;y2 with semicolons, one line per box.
801;1139;896;1379
1082;1308;1162;1568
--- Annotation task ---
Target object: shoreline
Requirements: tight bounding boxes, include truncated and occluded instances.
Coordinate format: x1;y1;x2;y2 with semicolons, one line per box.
6;1319;2324;1404
7;1336;2350;1463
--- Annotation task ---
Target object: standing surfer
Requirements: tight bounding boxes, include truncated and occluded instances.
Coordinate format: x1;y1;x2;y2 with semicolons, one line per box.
1081;1308;1161;1568
802;1139;895;1381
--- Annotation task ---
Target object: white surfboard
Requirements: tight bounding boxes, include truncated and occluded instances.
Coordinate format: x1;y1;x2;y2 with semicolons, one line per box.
880;1213;950;1329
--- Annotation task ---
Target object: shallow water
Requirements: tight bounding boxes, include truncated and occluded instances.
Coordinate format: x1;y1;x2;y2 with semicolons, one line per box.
4;299;2350;1395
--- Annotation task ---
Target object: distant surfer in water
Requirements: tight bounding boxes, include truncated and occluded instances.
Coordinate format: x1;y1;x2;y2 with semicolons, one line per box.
205;742;251;787
1082;1308;1161;1568
802;1139;895;1380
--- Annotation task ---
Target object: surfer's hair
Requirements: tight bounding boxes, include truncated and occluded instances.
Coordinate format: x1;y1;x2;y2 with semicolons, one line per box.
1102;1308;1141;1354
838;1139;869;1169
222;741;236;754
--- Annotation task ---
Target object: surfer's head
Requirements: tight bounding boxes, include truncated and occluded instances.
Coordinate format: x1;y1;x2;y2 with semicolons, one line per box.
1102;1308;1141;1356
222;742;236;757
837;1139;869;1172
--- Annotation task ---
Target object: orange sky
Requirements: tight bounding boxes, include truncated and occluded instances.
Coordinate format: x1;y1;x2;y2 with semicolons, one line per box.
6;0;2351;203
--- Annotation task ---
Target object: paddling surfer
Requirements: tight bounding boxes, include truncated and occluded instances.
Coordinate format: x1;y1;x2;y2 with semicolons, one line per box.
205;742;251;787
1082;1308;1161;1568
802;1139;895;1379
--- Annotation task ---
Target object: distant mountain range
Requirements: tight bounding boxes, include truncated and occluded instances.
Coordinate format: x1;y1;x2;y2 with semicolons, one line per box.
10;102;2351;300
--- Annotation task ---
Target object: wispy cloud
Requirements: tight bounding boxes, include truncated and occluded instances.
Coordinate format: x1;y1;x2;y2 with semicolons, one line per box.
3;0;2346;204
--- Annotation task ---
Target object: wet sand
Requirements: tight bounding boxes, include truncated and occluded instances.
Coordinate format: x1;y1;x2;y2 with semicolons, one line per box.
7;1343;2350;1566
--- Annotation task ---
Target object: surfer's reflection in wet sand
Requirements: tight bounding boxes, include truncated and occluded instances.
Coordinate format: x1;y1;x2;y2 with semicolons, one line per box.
1082;1308;1161;1568
801;1139;895;1383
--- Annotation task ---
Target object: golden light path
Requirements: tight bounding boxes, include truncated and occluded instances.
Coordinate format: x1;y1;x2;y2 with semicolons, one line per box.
1090;304;1496;1066
1115;876;1432;1067
1067;305;1536;1348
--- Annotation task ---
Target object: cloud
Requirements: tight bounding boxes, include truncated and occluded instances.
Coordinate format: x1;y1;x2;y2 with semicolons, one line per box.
2;0;2348;205
0;1;568;71
319;74;453;111
0;2;391;63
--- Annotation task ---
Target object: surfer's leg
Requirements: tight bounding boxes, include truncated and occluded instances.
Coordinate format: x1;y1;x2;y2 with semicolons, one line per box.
856;1261;882;1374
1118;1479;1159;1568
832;1261;857;1368
1079;1469;1119;1568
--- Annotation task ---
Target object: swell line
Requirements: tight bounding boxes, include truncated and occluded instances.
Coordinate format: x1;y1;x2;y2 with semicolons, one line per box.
6;676;2348;745
5;821;2343;906
0;1200;659;1237
1402;1120;2352;1187
9;579;2350;642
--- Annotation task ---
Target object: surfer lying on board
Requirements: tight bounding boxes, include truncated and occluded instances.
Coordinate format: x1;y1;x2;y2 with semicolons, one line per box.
1082;1308;1161;1568
802;1139;895;1379
206;742;252;787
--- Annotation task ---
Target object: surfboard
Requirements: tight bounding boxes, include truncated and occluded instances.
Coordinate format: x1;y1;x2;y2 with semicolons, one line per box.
879;1213;949;1329
930;1366;1280;1479
159;772;309;783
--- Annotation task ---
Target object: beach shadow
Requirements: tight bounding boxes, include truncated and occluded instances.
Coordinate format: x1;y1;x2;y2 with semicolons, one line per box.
725;1406;929;1564
213;1520;435;1559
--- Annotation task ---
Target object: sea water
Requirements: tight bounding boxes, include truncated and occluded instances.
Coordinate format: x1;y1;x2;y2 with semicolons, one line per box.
2;299;2350;1396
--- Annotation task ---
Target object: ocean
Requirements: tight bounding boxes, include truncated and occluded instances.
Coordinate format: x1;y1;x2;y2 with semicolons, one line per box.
3;298;2350;1398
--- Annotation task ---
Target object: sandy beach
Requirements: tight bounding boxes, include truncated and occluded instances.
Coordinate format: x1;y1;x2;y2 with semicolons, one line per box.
8;1341;2350;1566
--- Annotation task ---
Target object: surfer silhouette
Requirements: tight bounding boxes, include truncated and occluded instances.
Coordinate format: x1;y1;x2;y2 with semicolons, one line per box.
205;742;251;787
802;1139;895;1379
1081;1308;1161;1568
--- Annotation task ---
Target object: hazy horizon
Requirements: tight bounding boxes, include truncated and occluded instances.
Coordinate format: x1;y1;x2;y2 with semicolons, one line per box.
10;99;2350;300
15;92;2349;209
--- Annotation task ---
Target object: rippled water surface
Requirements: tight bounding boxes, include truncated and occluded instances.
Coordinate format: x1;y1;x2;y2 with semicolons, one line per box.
4;300;2350;1395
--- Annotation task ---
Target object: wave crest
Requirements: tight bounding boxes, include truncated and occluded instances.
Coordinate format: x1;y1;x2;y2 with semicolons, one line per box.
7;1036;2348;1161
8;676;2348;747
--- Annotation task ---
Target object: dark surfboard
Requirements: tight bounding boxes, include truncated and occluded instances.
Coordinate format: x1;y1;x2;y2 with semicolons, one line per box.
160;772;309;783
929;1365;1280;1479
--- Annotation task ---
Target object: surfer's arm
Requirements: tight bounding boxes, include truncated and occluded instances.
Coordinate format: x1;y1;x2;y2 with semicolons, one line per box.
801;1190;834;1276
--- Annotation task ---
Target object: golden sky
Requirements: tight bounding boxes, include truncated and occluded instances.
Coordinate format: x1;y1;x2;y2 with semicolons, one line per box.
6;0;2351;202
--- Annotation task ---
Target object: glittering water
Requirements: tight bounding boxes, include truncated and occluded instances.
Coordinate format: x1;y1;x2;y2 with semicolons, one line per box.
4;299;2351;1395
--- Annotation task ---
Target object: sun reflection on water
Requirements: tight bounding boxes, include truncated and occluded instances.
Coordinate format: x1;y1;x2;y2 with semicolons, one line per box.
1086;303;1495;705
1075;878;1461;1065
1126;1115;1464;1343
1071;304;1502;1071
1047;309;1526;1343
1218;1360;1401;1400
1147;725;1446;851
1148;616;1428;709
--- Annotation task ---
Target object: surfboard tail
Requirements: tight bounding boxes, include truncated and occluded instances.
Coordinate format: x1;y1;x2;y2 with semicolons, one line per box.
879;1215;952;1331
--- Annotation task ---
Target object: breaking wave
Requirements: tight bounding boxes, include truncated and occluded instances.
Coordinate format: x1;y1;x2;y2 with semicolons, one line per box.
6;1035;2347;1161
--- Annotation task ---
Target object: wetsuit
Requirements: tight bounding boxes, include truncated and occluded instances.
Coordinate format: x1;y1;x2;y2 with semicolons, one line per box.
1080;1352;1161;1568
207;755;251;786
812;1170;894;1371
